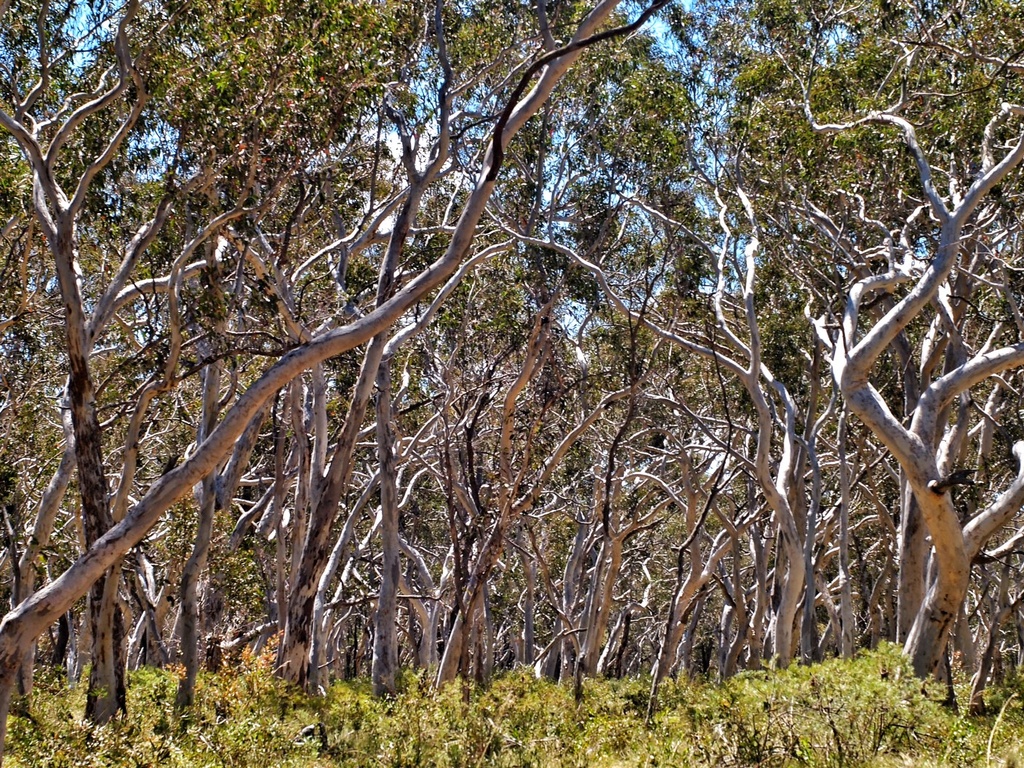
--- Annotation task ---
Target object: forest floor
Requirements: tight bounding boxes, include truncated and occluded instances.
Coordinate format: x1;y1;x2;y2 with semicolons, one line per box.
5;643;1024;767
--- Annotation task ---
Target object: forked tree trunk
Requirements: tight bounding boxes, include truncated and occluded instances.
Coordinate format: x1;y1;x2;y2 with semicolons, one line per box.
772;535;805;667
280;338;383;687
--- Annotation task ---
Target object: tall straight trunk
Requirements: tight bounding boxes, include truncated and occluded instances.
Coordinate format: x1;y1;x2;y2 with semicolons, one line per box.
175;353;221;710
800;501;818;664
897;483;928;641
53;225;125;723
519;541;536;665
559;520;588;681
372;360;400;696
799;354;824;664
14;416;75;695
748;517;768;669
837;410;855;657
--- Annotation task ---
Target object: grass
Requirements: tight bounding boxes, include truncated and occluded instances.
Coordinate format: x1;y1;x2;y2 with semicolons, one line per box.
6;643;1024;767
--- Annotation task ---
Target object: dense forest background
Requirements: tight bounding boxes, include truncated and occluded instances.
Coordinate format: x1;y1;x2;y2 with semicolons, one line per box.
3;0;1024;760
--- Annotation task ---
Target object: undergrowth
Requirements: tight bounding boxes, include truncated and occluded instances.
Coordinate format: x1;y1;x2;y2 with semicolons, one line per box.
6;643;1024;766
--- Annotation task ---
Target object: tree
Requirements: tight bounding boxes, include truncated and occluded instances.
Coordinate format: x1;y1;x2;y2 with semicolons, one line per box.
0;0;668;758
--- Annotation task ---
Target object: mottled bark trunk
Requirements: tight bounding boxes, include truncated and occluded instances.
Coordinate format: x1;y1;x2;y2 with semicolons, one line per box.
772;532;805;668
53;226;125;723
718;598;735;681
371;361;400;696
175;354;221;710
897;484;928;642
280;281;386;689
85;572;126;722
837;410;855;658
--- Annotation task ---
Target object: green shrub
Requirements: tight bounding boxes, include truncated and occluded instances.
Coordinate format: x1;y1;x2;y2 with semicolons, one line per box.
6;645;1023;767
662;643;948;767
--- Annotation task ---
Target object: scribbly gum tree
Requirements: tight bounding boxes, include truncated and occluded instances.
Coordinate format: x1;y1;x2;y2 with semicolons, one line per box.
810;105;1024;676
270;0;671;693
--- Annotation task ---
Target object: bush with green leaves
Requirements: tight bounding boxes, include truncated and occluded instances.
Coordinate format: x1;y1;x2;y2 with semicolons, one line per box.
6;645;1024;767
661;643;949;767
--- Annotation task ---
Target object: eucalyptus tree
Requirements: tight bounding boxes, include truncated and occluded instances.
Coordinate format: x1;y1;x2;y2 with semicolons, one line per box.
805;105;1024;676
715;0;1024;677
428;289;634;684
0;0;397;719
0;0;671;758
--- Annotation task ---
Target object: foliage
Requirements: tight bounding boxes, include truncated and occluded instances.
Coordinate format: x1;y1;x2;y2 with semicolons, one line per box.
6;645;1024;767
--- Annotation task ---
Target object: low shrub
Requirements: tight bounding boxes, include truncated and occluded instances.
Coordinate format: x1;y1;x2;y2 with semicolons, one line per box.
6;644;1022;767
